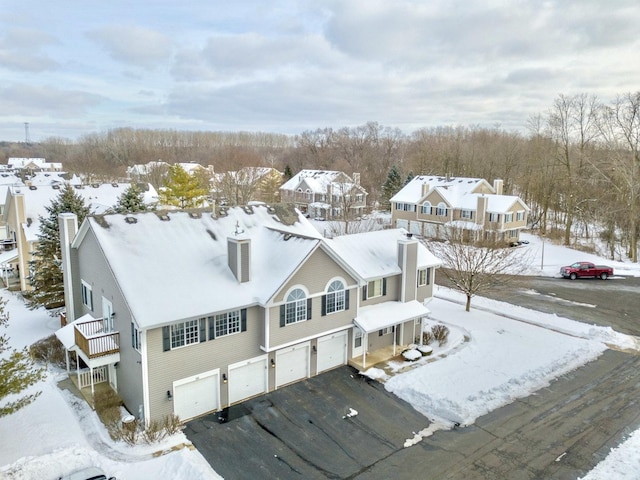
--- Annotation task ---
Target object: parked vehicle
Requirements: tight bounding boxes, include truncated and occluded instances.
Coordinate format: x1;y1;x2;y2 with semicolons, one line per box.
59;466;115;480
560;262;614;280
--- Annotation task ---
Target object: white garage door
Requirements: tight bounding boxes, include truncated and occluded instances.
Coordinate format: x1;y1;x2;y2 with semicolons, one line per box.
316;331;348;373
396;219;409;230
409;221;422;236
275;342;310;388
228;355;268;405
173;370;219;421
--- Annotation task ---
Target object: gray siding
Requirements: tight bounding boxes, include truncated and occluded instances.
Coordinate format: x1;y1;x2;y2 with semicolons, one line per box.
146;306;264;421
361;275;400;306
76;229;144;418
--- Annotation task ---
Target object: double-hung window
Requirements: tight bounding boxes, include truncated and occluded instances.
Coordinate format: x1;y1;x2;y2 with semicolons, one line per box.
504;213;513;223
436;203;447;216
417;268;431;286
367;279;383;298
171;320;199;349
325;280;345;314
489;213;500;222
81;280;93;310
131;322;142;351
461;209;473;219
215;310;241;338
285;289;308;324
516;211;525;221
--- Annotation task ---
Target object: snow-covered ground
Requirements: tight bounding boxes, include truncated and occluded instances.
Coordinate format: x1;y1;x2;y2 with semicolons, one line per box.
1;232;640;479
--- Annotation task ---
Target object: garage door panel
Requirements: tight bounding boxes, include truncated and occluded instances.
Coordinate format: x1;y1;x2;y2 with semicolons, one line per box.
228;356;268;404
174;371;219;421
317;331;348;373
276;343;309;388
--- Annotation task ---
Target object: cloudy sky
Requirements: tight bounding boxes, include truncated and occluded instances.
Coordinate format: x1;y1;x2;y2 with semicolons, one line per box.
1;0;639;142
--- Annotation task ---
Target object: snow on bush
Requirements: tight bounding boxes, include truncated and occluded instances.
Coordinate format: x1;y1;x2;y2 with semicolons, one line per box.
402;349;422;361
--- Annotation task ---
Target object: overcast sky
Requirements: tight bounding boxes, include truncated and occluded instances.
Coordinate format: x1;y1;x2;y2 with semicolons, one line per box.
1;0;639;142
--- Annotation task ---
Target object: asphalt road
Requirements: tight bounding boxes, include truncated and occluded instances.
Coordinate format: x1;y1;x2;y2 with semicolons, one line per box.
188;274;640;479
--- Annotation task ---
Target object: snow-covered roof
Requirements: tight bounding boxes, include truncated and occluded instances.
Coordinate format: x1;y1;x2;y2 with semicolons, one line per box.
127;161;169;176
8;157;47;168
54;313;96;350
84;205;323;329
391;176;487;204
326;229;441;281
354;300;430;333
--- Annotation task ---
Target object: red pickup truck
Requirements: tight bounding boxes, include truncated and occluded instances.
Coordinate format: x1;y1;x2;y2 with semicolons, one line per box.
560;262;614;280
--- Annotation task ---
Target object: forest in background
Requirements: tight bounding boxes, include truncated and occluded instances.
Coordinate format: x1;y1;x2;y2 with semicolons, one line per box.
1;92;639;261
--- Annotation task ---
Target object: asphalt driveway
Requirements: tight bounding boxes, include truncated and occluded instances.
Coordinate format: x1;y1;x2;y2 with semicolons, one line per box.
184;366;430;480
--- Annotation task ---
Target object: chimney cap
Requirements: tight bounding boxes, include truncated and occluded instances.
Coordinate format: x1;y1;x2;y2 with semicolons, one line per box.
406;232;413;239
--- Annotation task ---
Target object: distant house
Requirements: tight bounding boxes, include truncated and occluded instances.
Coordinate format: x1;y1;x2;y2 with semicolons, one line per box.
280;170;367;220
7;157;62;173
212;167;283;205
390;176;529;244
2;182;158;292
56;204;440;425
126;161;170;179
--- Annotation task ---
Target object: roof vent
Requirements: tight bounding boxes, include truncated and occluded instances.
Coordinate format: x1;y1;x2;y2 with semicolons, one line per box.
158;213;170;221
92;183;100;188
74;185;83;189
52;184;60;190
243;206;254;214
112;183;119;187
189;212;201;219
29;185;37;190
283;233;292;241
219;207;228;217
124;216;137;224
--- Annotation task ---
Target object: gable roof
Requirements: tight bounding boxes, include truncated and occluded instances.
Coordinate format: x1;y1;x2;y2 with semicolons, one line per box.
83;205;323;329
391;176;490;204
325;229;441;282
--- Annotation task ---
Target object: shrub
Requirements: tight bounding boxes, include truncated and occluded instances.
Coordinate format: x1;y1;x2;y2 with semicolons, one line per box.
142;419;166;444
432;324;450;346
162;413;183;436
30;334;74;368
422;330;435;345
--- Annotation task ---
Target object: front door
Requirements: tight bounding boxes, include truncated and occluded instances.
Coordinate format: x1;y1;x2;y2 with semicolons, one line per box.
352;326;364;357
102;297;113;332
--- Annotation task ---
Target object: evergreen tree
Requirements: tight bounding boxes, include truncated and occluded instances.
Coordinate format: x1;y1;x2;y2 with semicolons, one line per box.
283;165;293;180
0;296;46;417
26;185;91;310
160;164;208;208
115;184;149;213
404;172;415;185
381;165;404;210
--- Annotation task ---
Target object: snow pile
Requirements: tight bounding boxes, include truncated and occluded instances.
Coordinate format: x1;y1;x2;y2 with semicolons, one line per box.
578;429;640;479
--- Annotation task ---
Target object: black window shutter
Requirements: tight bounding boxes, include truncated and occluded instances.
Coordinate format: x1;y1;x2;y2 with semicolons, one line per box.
199;318;206;342
208;317;215;340
162;326;170;351
280;305;286;327
321;295;327;316
378;329;383;336
362;285;367;301
382;278;387;296
307;298;312;320
427;268;431;285
345;289;350;310
241;309;247;332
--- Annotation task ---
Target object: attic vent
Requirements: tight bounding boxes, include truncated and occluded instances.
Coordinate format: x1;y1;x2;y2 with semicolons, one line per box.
52;184;60;190
74;185;84;189
218;207;228;217
158;214;170;221
267;206;276;214
283;233;292;241
243;206;254;214
124;216;137;224
206;229;217;241
189;212;201;219
92;183;100;188
29;185;37;190
112;183;119;188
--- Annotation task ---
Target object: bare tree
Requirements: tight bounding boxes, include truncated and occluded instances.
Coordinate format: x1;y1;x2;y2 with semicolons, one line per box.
426;228;531;311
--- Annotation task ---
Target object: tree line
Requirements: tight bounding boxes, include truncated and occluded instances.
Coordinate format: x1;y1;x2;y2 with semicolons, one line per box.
2;91;639;260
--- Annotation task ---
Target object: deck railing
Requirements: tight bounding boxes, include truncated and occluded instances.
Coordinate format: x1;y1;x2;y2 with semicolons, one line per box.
74;319;120;358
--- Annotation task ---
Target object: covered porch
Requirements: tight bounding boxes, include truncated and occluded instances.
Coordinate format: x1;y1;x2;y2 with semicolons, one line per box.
55;313;120;406
350;300;431;370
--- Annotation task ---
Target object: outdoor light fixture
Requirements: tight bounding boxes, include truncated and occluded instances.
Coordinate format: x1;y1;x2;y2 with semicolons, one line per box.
312;345;317;353
222;373;228;383
270;359;276;368
166;390;172;400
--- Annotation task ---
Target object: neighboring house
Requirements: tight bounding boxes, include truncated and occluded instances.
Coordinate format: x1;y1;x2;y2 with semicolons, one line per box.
390;176;529;244
7;157;63;173
212;167;283;205
55;204;440;425
176;162;214;176
127;160;170;179
2;183;158;292
280;170;367;220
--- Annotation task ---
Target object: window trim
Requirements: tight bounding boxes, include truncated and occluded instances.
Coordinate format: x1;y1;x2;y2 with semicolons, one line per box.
285;288;308;325
214;310;242;338
81;280;93;310
170;319;200;350
131;322;141;352
417;267;431;287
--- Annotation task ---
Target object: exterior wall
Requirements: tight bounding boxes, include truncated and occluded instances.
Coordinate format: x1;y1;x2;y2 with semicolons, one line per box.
398;240;419;303
75;229;145;419
416;267;435;301
146;306;265;421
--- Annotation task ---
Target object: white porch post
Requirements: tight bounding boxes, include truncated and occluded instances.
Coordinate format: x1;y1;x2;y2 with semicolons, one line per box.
362;332;368;369
420;317;426;345
400;322;405;347
90;366;95;400
393;325;397;356
75;351;80;385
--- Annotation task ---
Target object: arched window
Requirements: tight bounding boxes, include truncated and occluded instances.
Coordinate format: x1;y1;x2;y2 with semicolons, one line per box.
421;201;432;215
325;280;346;314
285;288;308;324
436;202;447;216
